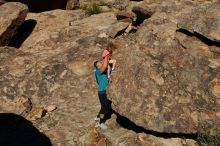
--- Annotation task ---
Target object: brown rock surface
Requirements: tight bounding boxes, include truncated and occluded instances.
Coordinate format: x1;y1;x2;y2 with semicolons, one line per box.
107;22;130;38
26;107;47;121
66;0;80;10
0;10;119;145
0;95;31;116
79;116;198;146
0;2;28;46
0;0;220;145
178;3;220;42
110;0;220;134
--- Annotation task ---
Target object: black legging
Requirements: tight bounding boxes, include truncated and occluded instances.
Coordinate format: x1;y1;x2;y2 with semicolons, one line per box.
98;92;110;116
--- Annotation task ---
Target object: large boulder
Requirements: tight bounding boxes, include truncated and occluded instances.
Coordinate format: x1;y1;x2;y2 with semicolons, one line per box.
106;21;130;38
0;10;118;145
110;1;220;134
178;3;220;42
0;0;219;145
0;2;28;46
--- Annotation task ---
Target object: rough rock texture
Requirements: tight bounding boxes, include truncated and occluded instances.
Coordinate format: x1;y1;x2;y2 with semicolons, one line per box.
0;10;118;145
110;0;220;134
178;3;220;42
107;22;130;38
0;94;31;116
0;2;28;46
66;0;80;10
26;107;47;121
0;0;220;145
79;116;198;146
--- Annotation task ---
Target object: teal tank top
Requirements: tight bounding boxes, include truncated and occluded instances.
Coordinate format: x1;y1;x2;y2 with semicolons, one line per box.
95;68;108;92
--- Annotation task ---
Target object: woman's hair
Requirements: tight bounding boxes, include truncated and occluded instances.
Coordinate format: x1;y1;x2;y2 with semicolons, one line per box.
94;61;99;68
106;42;116;54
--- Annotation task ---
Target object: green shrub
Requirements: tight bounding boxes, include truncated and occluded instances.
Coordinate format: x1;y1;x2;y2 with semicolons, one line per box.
198;131;220;146
81;2;102;16
197;122;220;146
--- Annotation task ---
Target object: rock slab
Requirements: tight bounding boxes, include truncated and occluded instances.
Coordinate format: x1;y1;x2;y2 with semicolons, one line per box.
178;3;220;42
0;2;28;46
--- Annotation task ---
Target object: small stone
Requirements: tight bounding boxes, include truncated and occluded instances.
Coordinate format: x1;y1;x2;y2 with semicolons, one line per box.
26;107;47;121
46;105;57;112
98;32;108;38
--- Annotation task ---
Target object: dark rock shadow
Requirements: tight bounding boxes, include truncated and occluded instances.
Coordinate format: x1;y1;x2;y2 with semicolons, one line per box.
5;0;67;12
0;113;52;146
132;6;153;26
113;111;198;140
177;29;220;47
8;19;37;48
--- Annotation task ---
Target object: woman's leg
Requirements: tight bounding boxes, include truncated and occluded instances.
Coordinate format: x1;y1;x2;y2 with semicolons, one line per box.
98;92;109;124
109;59;116;70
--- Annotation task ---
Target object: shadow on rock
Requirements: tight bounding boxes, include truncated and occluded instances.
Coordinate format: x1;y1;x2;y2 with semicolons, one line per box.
177;29;220;47
5;0;67;12
9;19;37;48
0;113;52;146
101;99;114;123
113;111;198;140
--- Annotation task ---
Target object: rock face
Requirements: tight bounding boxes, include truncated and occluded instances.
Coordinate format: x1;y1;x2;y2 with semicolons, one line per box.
66;0;80;10
0;9;120;145
0;0;220;146
80;116;198;146
110;0;220;134
0;2;28;46
178;3;220;42
107;21;130;38
0;95;31;116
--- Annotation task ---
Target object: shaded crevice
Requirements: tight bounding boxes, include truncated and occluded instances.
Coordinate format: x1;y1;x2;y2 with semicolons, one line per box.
115;26;129;38
113;111;198;140
177;29;220;47
8;19;37;48
132;6;153;26
5;0;68;12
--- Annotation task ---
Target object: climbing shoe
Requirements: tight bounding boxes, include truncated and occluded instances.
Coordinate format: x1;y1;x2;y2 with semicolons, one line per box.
94;115;100;121
98;122;108;130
